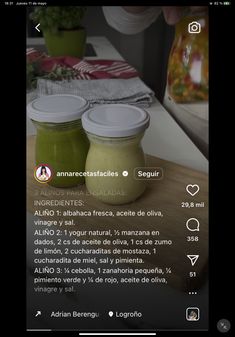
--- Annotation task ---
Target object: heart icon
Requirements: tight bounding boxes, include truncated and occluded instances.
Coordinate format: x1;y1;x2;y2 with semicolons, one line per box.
186;184;200;196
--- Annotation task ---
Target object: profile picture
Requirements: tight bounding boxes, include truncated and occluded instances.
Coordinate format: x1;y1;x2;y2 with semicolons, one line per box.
186;307;200;321
34;164;53;183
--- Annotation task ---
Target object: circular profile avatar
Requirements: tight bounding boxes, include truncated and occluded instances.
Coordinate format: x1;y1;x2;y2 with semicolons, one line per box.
34;164;53;183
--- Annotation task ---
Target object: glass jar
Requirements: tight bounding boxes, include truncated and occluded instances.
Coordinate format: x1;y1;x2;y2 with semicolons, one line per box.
27;95;89;188
167;14;208;103
82;104;150;205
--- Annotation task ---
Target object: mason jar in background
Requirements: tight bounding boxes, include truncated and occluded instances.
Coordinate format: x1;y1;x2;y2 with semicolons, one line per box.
27;95;89;187
82;104;150;205
164;12;209;157
167;14;208;103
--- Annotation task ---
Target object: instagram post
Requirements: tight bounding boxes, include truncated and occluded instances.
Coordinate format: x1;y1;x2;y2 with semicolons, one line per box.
1;1;233;334
26;5;209;331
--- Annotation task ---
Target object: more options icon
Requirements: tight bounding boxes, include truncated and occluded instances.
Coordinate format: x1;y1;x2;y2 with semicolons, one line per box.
188;21;201;34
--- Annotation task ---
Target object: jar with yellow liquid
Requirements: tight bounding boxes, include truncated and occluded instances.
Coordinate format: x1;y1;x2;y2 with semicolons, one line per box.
82;104;150;205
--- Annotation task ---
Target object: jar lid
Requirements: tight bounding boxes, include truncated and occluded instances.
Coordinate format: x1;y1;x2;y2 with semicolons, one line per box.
27;94;89;123
81;104;150;137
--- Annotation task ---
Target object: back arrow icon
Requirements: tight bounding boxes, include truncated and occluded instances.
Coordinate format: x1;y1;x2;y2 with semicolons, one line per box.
35;23;40;32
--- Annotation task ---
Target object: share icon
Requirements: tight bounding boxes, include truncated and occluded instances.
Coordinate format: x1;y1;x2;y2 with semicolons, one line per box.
187;255;199;266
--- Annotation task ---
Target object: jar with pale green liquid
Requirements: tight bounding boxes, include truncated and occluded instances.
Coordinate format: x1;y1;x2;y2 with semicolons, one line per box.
82;104;150;204
27;95;89;187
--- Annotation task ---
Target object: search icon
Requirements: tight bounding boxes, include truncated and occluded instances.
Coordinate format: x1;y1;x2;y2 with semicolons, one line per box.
186;218;200;231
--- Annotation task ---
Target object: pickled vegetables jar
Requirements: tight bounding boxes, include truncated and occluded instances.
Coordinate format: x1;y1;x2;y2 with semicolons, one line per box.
167;14;208;103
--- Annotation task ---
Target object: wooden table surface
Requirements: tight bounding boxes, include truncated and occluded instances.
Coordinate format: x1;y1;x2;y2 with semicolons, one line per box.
27;136;208;291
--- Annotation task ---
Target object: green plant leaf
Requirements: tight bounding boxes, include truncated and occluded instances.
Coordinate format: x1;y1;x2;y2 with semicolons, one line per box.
30;6;87;33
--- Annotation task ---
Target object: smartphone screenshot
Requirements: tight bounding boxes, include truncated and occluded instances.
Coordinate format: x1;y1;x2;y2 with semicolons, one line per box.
2;1;232;334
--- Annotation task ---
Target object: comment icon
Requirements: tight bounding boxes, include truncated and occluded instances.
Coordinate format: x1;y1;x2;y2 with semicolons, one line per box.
186;218;200;231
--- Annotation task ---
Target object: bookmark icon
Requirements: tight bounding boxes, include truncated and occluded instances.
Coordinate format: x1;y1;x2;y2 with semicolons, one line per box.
187;255;199;266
